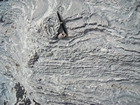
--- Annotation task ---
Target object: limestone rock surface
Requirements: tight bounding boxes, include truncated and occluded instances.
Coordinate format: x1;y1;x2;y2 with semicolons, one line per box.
0;0;140;105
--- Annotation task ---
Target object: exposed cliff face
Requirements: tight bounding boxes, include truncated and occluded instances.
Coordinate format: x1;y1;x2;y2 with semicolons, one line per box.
0;0;140;105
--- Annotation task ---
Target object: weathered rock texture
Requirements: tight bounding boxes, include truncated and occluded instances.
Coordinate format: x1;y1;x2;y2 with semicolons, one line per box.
0;0;140;105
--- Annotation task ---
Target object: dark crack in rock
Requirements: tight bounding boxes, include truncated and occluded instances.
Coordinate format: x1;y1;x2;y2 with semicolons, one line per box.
14;82;31;105
14;82;26;104
33;99;41;105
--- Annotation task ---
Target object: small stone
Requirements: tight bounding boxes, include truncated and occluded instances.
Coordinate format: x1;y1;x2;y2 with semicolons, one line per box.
58;32;67;39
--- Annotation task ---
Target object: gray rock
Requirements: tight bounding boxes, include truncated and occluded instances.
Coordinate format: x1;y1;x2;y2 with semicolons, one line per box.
0;0;140;105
